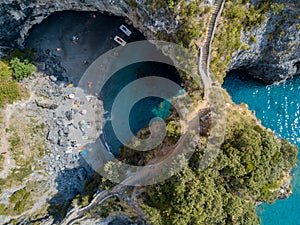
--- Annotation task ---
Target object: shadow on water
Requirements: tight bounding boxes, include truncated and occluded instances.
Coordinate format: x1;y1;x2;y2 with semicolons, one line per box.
225;69;267;87
100;61;182;155
25;10;145;85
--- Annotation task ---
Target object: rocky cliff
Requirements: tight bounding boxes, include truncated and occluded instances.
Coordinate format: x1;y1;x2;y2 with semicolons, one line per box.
0;0;176;55
228;1;300;83
0;0;299;83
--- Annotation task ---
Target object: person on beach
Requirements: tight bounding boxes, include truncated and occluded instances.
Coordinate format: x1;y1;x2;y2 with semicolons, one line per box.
72;35;79;44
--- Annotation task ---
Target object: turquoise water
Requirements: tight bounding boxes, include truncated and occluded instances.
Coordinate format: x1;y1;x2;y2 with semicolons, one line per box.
223;71;300;225
100;61;181;155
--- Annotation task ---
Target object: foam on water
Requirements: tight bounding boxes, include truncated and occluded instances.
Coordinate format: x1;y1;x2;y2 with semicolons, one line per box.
223;71;300;225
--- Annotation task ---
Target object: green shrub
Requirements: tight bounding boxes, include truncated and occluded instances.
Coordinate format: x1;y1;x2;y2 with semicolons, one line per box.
129;0;137;8
250;36;257;42
0;60;12;78
10;58;35;81
0;60;24;108
0;154;4;168
0;204;6;215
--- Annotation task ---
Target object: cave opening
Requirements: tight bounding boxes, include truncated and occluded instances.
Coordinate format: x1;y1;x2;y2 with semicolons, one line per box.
25;10;183;155
294;61;300;74
225;68;273;85
25;10;145;83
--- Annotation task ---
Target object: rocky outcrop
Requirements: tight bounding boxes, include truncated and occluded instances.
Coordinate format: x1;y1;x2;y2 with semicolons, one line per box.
0;0;177;56
0;0;299;83
228;2;300;83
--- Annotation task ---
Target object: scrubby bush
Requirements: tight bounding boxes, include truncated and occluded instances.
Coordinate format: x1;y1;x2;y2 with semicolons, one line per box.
10;58;35;81
0;60;24;107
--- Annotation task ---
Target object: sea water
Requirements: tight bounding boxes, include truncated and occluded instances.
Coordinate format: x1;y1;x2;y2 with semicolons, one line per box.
25;11;182;156
100;61;181;155
223;71;300;225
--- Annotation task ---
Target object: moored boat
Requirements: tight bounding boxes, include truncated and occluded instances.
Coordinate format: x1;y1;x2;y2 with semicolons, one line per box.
114;35;126;46
120;24;132;36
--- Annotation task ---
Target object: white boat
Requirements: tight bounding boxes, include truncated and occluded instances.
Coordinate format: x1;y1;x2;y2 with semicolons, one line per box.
114;36;126;46
120;25;132;36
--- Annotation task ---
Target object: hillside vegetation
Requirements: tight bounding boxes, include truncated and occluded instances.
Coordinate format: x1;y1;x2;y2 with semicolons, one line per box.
140;102;297;225
0;1;297;224
78;100;297;225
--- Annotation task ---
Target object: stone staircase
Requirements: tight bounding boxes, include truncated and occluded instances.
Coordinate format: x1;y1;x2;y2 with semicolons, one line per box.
199;0;226;77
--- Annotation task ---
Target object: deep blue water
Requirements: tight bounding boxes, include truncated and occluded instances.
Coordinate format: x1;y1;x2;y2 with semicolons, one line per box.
100;62;181;155
223;71;300;225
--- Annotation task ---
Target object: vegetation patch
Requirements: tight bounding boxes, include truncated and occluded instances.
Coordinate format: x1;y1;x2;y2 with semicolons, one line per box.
139;102;297;224
0;60;25;108
0;118;47;189
0;154;4;171
0;180;49;216
10;58;36;81
84;196;142;223
152;0;211;48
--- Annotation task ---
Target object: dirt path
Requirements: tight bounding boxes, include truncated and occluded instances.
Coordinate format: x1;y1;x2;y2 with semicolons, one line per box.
0;92;36;179
0;105;15;179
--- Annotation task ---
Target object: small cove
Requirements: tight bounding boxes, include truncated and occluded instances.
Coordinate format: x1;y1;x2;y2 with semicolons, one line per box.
100;61;181;155
25;11;182;156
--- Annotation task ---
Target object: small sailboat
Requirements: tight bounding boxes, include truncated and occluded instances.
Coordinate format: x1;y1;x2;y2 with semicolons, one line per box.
114;35;127;46
120;25;132;36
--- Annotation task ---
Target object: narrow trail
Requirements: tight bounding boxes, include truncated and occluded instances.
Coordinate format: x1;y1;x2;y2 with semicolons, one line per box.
198;0;226;91
0;92;36;179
